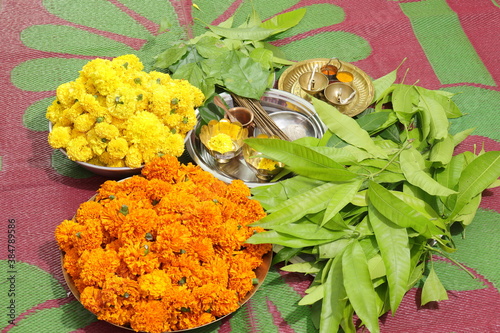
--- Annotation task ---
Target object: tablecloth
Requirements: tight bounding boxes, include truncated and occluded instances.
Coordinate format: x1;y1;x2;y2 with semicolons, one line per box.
0;0;499;332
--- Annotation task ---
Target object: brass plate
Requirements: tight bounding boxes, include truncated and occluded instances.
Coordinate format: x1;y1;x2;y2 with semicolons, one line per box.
278;58;374;117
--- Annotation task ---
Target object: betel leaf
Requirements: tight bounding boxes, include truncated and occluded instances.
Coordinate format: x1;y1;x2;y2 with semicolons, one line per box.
312;98;388;159
194;35;227;59
449;151;500;221
367;181;442;238
249;47;274;70
320;256;346;333
421;267;448;305
368;205;410;313
154;42;188;68
342;240;380;333
220;51;269;99
260;8;307;34
400;148;457;196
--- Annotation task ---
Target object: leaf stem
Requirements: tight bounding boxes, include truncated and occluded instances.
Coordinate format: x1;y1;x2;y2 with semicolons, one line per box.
369;140;413;179
425;245;476;279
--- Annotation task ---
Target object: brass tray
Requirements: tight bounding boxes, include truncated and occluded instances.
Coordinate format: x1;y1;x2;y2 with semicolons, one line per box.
278;58;374;117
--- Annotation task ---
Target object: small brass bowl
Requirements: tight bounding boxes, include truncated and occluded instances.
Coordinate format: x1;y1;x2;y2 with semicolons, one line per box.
200;119;248;164
298;71;329;95
243;134;285;182
324;82;356;106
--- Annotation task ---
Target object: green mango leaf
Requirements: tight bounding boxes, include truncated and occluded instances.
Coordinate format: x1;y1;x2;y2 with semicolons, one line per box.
367;181;442;238
207;23;278;41
429;134;454;166
317;239;350;259
434;90;464;118
320;256;346;333
392;84;418;126
368;205;411;313
416;86;450;141
252;182;345;228
299;284;324;305
421;267;448;305
281;261;324;274
245;137;348;170
260;8;307;34
452;127;475;147
355;110;397;134
245;230;331;248
400;148;457;196
220;51;270;99
453;194;481;226
273;221;347;240
308;145;372;164
450;151;500;221
371;68;398;103
322;179;364;226
272;246;303;265
290;166;360;182
312;98;388;159
342;241;380;333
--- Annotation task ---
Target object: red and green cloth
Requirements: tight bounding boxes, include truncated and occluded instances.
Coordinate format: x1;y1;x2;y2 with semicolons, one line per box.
0;0;498;332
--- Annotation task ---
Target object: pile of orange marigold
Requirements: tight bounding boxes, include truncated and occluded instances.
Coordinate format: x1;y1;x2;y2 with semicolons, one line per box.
55;155;271;333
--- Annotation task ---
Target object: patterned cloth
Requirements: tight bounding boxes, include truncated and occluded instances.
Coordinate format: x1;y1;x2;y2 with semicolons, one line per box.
0;0;498;332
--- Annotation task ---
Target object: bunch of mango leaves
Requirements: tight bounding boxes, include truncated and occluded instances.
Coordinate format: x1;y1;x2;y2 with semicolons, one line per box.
153;7;305;100
245;67;500;333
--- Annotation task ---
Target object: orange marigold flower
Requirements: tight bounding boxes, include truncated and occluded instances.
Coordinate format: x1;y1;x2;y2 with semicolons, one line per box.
79;286;104;315
77;248;120;288
118;242;160;276
130;300;172;333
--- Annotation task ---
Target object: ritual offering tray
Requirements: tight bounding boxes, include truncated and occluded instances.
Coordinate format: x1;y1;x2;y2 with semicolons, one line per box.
278;58;374;117
185;89;326;187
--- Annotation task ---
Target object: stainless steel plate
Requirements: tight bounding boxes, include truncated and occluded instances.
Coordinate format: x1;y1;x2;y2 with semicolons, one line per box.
185;89;326;187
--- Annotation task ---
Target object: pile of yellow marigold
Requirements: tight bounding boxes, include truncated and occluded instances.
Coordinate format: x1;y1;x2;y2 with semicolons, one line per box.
46;54;204;168
55;155;271;333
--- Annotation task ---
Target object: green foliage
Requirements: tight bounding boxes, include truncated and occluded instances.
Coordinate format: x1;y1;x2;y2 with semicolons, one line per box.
154;8;306;99
246;66;500;332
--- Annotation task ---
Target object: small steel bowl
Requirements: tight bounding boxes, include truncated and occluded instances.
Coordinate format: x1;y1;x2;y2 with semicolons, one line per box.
324;82;356;106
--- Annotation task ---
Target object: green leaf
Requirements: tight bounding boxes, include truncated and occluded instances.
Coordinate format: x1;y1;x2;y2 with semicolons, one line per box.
417;86;450;141
249;47;273;70
320;256;346;333
452;127;475;147
449;151;500;220
342;241;380;333
194;36;227;59
312;98;388;159
355;110;396;134
317;239;350;259
322;179;363;227
392;84;418;126
206;23;278;41
368;205;411;313
220;51;270;99
154;42;188;69
429;134;454;166
281;261;324;274
299;284;324;305
245;230;331;248
372;68;398;103
261;8;307;33
272;246;303;265
367;181;442;238
421;267;448;305
273;221;347;240
400;148;457;196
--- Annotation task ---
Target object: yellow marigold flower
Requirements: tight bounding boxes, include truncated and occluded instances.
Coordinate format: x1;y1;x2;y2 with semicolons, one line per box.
48;125;72;149
159;132;185;158
45;99;65;124
56;80;85;107
94;122;119;140
124;111;164;145
148;84;172;117
60;102;84;124
79;93;108;118
73;113;95;133
124;144;143;168
258;157;278;170
98;151;125;167
66;135;93;161
207;133;234;153
105;85;138;119
107;137;129;160
112;53;144;72
86;129;108;156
